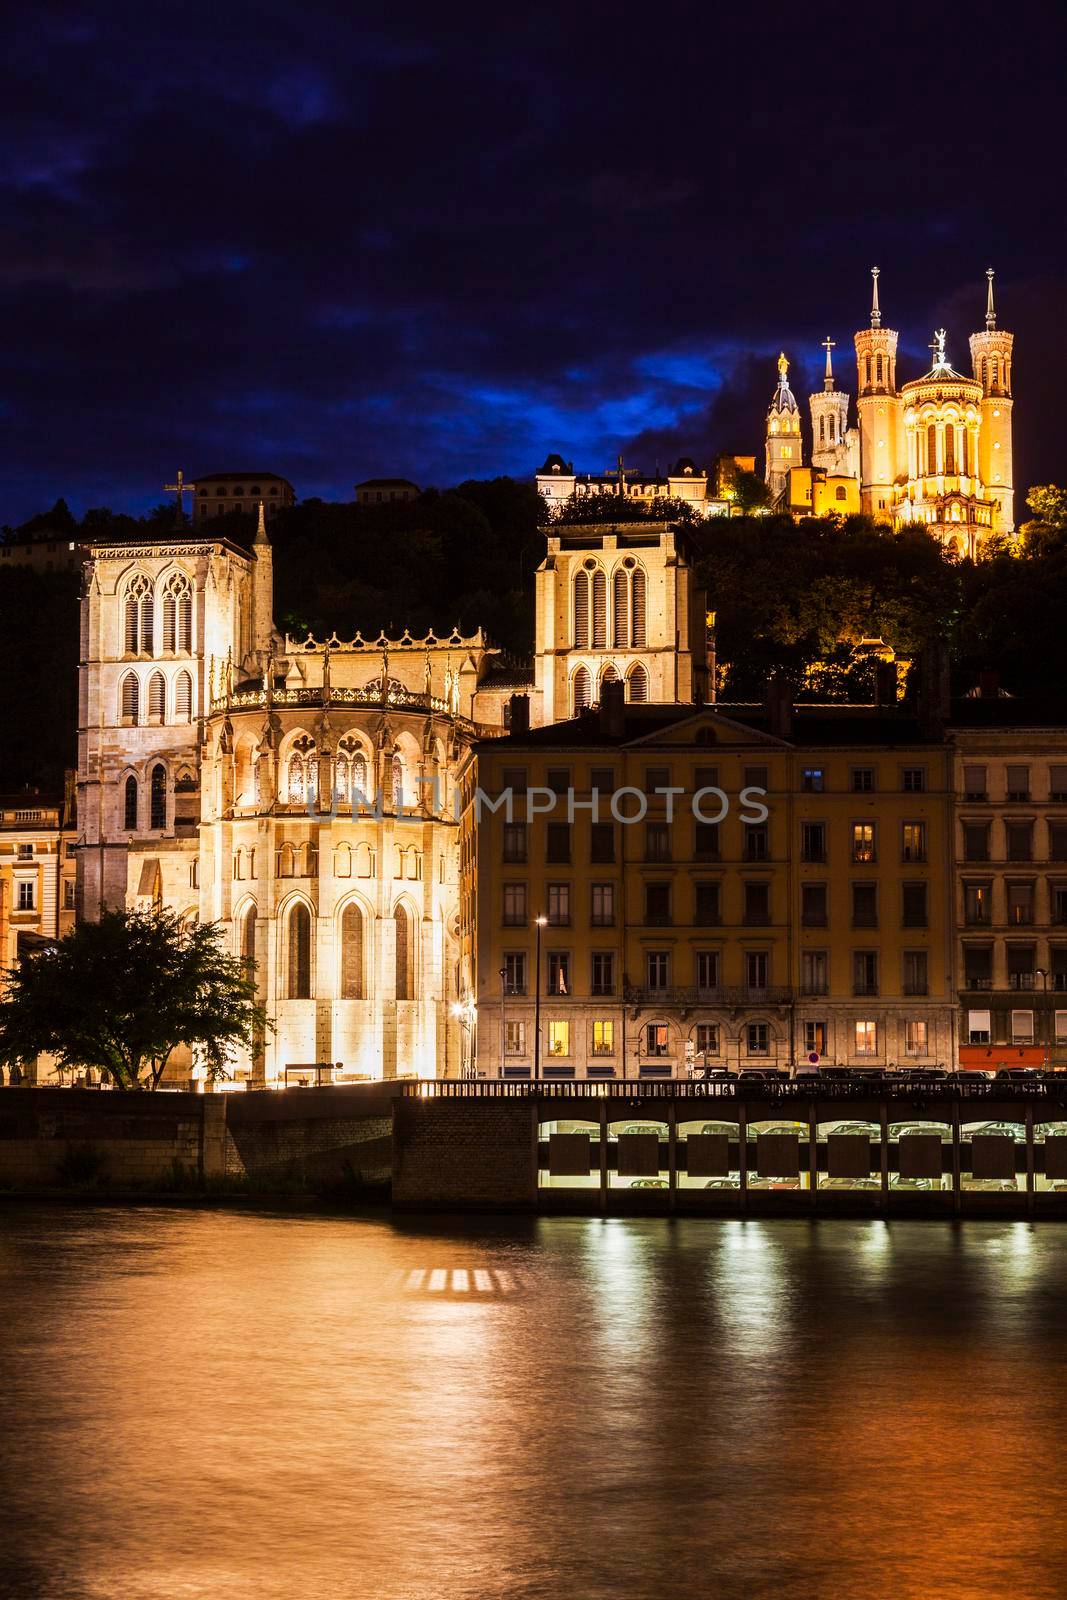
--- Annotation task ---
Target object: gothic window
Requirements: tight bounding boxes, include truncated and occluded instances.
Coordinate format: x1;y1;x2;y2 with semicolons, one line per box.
124;574;153;655
121;672;139;723
991;357;999;390
124;775;138;830
162;571;192;652
335;754;349;802
864;356;871;388
927;422;938;474
340;902;363;999
876;354;883;384
981;357;988;391
148;671;166;722
836;485;847;501
277;842;296;878
574;569;589;648
612;568;628;647
395;903;414;1000
175;670;193;720
150;764;166;830
819;416;825;445
573;665;590;715
286;902;311;999
253;760;262;805
627;663;649;703
288;755;305;803
351;753;368;799
334;842;353;878
631;567;647;647
240;904;257;975
391;755;404;812
600;663;618;689
944;426;955;474
591;569;607;648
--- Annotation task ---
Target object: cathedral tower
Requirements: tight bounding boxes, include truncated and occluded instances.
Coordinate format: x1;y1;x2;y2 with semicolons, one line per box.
764;352;802;504
809;337;858;477
854;267;902;519
968;269;1015;533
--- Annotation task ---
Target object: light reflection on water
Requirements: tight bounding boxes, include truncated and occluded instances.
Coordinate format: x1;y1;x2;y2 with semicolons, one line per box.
1;1207;1065;1600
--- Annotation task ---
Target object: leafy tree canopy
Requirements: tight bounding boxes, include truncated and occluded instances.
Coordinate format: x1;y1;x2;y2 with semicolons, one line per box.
0;910;268;1090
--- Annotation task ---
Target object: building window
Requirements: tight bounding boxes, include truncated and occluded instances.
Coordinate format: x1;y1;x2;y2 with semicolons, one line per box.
964;946;993;990
547;884;570;925
1006;765;1030;802
902;822;926;862
854;1020;878;1056
744;881;770;925
627;663;648;703
502;884;527;925
175;671;193;721
645;822;671;862
964;882;991;925
1011;1009;1034;1044
744;823;769;861
968;1008;991;1045
395;904;415;999
547;952;570;995
505;1021;527;1055
63;879;76;909
851;823;876;863
801;767;824;793
502;823;527;863
645;1023;670;1057
745;950;769;993
1006;881;1034;925
148;671;166;722
1050;764;1067;802
746;1023;770;1057
694;881;720;925
696;950;719;994
1007;946;1035;990
905;1020;929;1055
1056;1012;1067;1044
853;951;879;996
1005;821;1033;861
644;883;670;925
286;903;312;999
695;1023;720;1059
592;1020;615;1056
590;822;615;863
903;951;928;996
591;952;615;996
503;952;526;995
124;574;153;655
851;767;874;793
630;568;646;647
694;821;720;860
572;666;590;715
17;881;35;911
801;951;828;995
149;764;166;830
124;775;138;830
547;1021;570;1057
337;902;363;999
162;571;192;653
962;822;990;862
803;1020;827;1057
801;883;828;927
121;672;140;723
590;883;615;926
902;882;928;928
646;951;670;991
901;766;926;793
801;822;826;863
852;883;878;928
546;823;571;864
963;764;987;800
1050;825;1067;862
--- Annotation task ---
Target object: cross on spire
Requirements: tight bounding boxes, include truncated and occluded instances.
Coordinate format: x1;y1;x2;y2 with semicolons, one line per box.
870;266;881;329
929;328;948;370
822;336;836;390
985;266;997;331
163;469;194;520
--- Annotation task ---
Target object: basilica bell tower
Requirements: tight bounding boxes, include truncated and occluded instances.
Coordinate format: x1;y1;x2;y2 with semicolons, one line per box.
968;268;1015;534
854;267;903;520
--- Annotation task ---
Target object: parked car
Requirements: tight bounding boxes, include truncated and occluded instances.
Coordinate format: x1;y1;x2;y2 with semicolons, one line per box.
825;1122;879;1137
890;1122;951;1140
890;1176;938;1191
746;1176;801;1190
698;1122;738;1138
629;1178;668;1189
965;1122;1023;1138
748;1122;806;1137
995;1068;1043;1085
618;1124;664;1137
963;1178;1018;1192
703;1178;740;1190
821;1177;880;1191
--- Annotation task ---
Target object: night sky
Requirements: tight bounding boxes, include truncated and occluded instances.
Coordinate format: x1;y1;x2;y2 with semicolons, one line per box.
3;0;1065;525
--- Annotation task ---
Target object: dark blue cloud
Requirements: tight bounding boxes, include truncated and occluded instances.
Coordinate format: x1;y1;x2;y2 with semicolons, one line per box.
1;0;1065;524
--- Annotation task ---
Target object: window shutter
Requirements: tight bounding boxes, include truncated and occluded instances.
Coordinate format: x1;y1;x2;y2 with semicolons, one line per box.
631;568;646;646
591;569;606;648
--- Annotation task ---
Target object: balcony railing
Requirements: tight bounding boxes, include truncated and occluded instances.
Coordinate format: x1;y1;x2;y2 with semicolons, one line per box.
623;984;793;1008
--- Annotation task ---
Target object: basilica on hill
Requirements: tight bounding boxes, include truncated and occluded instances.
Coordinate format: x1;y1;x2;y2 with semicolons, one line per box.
537;268;1015;558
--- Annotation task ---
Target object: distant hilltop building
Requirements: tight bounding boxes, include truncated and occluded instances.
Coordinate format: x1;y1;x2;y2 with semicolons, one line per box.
765;268;1014;555
192;472;294;522
536;452;746;518
355;478;420;505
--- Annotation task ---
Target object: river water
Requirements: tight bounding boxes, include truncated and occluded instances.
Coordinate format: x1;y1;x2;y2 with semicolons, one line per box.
0;1207;1064;1600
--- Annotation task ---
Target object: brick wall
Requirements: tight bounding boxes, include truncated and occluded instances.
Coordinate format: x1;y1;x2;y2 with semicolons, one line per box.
392;1098;536;1209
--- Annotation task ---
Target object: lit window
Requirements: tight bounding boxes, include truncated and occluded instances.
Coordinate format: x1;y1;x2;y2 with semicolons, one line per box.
592;1020;615;1056
854;1020;878;1055
547;1021;570;1057
17;881;35;911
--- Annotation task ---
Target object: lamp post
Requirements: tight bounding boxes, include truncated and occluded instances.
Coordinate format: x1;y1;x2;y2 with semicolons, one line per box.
499;965;507;1079
533;914;547;1081
1036;968;1050;1069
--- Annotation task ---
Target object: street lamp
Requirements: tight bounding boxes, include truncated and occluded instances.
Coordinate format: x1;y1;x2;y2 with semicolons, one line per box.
533;914;547;1081
1036;969;1050;1069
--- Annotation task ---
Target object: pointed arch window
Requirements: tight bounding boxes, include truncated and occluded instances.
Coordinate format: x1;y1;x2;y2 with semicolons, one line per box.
162;571;192;653
627;664;648;704
944;426;955;474
288;755;305;803
121;672;139;723
573;665;590;715
286;902;311;999
612;569;628;647
573;569;589;648
600;663;618;690
174;670;193;720
341;902;364;999
240;904;257;974
150;764;167;830
391;755;404;813
395;903;414;1000
124;775;138;830
591;569;607;648
124;574;153;655
864;355;871;388
927;422;938;475
630;568;647;647
875;354;883;385
148;671;166;722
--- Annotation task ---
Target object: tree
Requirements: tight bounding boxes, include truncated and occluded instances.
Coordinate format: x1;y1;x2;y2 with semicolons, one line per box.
0;910;269;1090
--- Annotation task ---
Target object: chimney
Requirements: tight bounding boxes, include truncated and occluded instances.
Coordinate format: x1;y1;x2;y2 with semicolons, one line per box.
764;674;792;739
977;669;1000;700
507;693;530;735
918;644;951;737
875;661;897;708
599;679;625;738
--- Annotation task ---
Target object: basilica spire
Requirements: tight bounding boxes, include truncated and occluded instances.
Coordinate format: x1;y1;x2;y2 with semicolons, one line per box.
255;498;269;546
985;266;996;331
822;336;836;392
870;266;882;329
